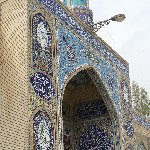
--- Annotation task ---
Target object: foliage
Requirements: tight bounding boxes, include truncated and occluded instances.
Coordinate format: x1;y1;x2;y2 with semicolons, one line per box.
131;81;150;117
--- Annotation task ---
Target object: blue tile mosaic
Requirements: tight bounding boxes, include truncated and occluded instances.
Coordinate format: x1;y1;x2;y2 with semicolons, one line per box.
30;72;55;100
121;80;132;117
73;6;94;26
37;0;129;76
74;100;108;119
123;120;134;138
78;125;114;150
32;13;53;74
133;114;150;129
31;13;55;101
28;1;137;149
70;0;87;7
33;110;54;150
62;98;117;149
58;27;120;113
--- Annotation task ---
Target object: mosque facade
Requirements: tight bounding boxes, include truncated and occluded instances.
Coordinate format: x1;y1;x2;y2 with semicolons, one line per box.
0;0;150;149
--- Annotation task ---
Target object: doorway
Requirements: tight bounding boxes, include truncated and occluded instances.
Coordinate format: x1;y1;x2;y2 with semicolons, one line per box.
62;69;115;150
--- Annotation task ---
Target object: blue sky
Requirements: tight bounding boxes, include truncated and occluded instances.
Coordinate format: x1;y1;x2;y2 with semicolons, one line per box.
89;0;150;96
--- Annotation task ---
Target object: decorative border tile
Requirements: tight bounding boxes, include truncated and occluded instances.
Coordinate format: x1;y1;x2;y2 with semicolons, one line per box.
37;0;129;76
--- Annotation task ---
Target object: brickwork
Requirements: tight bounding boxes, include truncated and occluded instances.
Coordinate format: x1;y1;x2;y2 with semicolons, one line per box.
0;0;28;149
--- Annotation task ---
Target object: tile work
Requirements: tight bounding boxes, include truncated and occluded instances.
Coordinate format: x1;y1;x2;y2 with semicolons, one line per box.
121;80;132;118
63;100;115;150
133;114;150;129
58;26;121;113
32;13;53;75
77;125;114;150
28;1;149;149
30;12;55;149
33;110;54;150
68;0;87;7
123;120;134;138
30;72;55;100
120;80;135;149
73;6;94;26
37;0;129;76
30;13;55;101
74;100;108;120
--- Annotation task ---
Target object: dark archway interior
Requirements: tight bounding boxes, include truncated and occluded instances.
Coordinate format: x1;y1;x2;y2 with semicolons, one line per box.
62;70;115;150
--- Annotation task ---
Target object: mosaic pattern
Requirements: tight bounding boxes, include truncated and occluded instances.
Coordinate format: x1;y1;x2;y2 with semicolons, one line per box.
120;80;134;140
61;34;76;62
31;13;55;101
121;80;132;117
73;6;93;26
62;98;117;149
121;80;129;103
29;2;137;149
74;100;108;120
133;114;150;129
37;0;129;76
30;72;55;100
78;125;114;150
64;0;87;7
58;27;120;113
68;70;92;86
33;110;54;150
123;120;134;138
74;119;113;134
87;69;119;118
32;13;53;74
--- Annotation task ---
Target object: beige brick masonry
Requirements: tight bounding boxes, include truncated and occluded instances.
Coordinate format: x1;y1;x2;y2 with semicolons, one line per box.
0;0;29;149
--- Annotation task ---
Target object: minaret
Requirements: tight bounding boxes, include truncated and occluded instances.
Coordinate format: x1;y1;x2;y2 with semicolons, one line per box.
63;0;93;26
63;0;89;8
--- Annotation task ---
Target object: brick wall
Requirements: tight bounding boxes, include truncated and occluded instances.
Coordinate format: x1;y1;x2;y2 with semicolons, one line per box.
0;0;28;149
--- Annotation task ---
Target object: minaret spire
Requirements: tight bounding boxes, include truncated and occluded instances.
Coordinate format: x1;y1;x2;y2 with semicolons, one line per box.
63;0;93;26
63;0;89;8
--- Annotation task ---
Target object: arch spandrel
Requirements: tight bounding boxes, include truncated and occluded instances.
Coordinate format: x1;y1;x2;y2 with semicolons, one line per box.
57;27;122;149
58;26;121;114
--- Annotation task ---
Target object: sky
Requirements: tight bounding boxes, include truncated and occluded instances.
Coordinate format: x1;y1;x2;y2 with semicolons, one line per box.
89;0;150;97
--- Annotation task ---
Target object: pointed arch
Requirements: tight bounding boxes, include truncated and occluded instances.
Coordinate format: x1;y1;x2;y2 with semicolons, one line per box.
60;65;121;149
60;65;118;119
